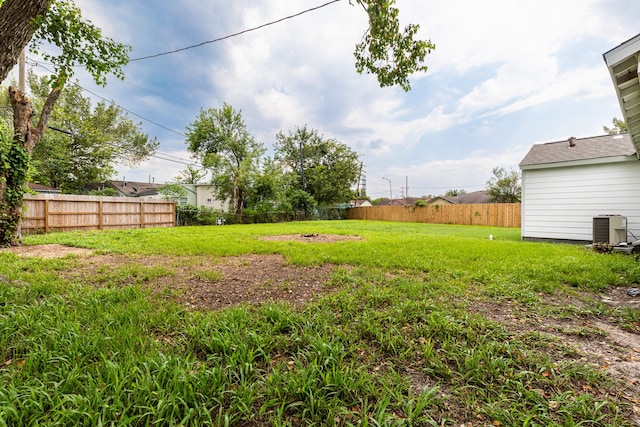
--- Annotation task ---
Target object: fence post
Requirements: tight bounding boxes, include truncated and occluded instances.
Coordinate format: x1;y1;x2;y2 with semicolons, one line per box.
99;201;103;230
44;199;49;233
140;201;144;229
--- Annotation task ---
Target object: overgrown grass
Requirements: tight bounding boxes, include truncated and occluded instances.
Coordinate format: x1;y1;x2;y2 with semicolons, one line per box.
1;221;639;425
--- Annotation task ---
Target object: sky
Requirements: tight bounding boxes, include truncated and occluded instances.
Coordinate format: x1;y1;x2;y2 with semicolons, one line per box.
14;0;640;199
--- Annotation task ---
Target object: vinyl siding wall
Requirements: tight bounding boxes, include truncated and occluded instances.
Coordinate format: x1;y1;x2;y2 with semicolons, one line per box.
521;160;640;242
196;186;228;211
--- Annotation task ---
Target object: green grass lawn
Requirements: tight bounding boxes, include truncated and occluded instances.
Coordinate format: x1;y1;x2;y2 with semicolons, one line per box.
1;220;639;426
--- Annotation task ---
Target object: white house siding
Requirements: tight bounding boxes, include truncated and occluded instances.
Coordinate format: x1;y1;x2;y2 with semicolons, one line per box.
522;160;640;242
196;186;228;211
178;184;228;210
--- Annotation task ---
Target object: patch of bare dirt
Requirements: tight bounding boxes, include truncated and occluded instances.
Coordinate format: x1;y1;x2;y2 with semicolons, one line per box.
59;253;342;311
2;244;93;258
472;291;640;416
4;244;347;310
601;286;640;310
259;234;363;243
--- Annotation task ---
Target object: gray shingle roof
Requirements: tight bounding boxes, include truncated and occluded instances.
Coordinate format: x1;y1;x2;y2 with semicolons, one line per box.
109;180;164;197
519;133;636;167
432;190;490;204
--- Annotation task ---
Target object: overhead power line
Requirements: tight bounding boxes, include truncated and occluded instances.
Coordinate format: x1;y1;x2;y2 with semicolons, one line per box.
73;83;187;138
26;59;187;138
25;60;205;170
129;0;343;62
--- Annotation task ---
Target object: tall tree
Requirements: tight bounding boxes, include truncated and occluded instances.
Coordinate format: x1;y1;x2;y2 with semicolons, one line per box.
275;126;361;206
0;0;129;246
186;103;265;220
486;167;521;203
246;157;282;210
603;117;628;135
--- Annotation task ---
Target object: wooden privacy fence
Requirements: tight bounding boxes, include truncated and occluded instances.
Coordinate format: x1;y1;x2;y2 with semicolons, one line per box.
346;203;521;228
21;194;176;234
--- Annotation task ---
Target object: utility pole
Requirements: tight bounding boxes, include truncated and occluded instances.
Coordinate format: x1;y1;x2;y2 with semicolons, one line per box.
382;177;392;200
299;140;307;216
405;176;409;198
18;49;26;92
356;162;362;197
299;140;306;190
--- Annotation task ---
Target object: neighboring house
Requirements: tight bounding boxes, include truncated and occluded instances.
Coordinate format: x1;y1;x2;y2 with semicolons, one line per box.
28;183;61;194
83;180;163;199
430;190;491;205
349;199;372;207
428;196;454;205
86;181;228;209
401;197;431;206
519;134;640;243
376;197;431;206
456;190;492;204
84;180;164;199
180;184;229;211
374;198;397;206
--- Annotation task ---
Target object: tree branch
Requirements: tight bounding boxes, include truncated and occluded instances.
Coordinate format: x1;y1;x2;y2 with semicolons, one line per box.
33;85;62;145
8;84;61;153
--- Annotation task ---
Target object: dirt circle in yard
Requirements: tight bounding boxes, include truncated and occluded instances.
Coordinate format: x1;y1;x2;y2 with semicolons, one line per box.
2;244;93;258
55;253;344;311
3;243;348;311
3;245;342;311
259;233;363;242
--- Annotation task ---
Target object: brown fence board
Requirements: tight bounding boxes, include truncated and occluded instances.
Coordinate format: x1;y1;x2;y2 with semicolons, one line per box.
22;194;175;234
346;203;520;228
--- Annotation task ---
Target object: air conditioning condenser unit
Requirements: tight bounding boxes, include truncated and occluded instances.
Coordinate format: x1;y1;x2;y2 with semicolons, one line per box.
593;215;627;245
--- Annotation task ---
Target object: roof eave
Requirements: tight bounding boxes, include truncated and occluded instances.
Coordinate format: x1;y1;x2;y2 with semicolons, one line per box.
520;154;638;170
603;34;640;155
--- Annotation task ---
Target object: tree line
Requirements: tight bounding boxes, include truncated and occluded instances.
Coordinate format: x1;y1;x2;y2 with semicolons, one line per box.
183;103;362;221
1;77;363;221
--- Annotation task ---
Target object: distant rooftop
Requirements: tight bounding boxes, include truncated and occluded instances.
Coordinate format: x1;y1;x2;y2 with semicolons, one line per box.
109;180;164;197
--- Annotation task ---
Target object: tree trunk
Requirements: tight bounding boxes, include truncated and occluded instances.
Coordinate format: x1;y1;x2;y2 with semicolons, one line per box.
0;86;60;246
0;0;51;84
235;192;243;222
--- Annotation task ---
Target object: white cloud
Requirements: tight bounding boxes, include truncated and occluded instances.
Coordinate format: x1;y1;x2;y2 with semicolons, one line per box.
495;66;612;116
411;0;609;73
